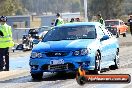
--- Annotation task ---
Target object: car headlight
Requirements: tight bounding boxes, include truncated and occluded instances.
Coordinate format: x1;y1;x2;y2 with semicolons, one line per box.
74;51;80;56
31;52;37;58
31;52;43;58
37;53;43;58
80;49;88;55
73;49;88;56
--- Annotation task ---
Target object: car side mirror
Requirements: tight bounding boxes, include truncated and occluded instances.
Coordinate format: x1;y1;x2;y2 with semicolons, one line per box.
100;35;109;41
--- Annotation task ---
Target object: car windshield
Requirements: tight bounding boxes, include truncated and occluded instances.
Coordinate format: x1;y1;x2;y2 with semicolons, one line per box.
105;21;119;26
42;25;96;42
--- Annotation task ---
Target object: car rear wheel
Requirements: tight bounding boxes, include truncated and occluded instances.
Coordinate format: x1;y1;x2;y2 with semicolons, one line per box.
94;51;101;74
116;32;119;38
31;73;43;80
110;49;120;70
123;33;126;37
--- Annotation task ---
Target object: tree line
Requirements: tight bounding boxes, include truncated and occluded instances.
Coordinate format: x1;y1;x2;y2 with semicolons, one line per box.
21;0;80;14
0;0;131;20
90;0;124;19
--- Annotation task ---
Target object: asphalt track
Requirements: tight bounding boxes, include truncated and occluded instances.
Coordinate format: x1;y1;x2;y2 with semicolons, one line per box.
0;34;132;88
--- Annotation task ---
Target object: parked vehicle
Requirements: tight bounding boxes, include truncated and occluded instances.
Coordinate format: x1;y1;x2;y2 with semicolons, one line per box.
105;19;128;37
31;26;51;45
28;28;38;38
12;28;38;52
106;26;119;38
12;34;33;52
29;22;119;80
37;26;51;38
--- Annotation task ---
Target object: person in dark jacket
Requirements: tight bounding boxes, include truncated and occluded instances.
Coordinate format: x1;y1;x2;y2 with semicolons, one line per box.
70;18;74;22
128;15;132;35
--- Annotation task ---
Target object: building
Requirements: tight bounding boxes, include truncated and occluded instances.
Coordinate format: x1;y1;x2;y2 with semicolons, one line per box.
40;12;81;26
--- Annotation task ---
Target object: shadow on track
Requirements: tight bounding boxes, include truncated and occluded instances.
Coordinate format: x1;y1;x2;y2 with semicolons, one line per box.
0;72;76;83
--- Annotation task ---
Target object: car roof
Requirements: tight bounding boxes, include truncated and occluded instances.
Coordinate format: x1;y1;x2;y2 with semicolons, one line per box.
56;22;101;27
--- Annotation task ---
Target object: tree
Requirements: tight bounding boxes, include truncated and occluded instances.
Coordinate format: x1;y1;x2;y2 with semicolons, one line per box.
0;0;22;15
123;0;132;15
20;0;80;14
89;0;124;20
80;0;84;14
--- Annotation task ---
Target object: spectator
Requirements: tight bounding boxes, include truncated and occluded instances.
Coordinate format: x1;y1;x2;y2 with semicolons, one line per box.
128;15;132;35
54;13;64;26
70;18;74;23
76;18;80;22
96;14;105;26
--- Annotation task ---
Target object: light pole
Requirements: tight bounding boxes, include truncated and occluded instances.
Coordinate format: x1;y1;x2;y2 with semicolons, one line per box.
84;0;88;21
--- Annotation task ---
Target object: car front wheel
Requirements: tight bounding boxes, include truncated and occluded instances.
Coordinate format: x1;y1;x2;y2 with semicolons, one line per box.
31;73;43;80
94;51;101;74
76;76;86;85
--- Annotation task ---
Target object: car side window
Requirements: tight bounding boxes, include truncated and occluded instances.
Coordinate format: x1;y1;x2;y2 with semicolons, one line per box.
102;27;112;38
105;29;113;37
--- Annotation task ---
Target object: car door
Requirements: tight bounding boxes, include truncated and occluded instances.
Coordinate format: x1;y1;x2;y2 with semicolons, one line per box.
96;26;110;67
102;28;117;62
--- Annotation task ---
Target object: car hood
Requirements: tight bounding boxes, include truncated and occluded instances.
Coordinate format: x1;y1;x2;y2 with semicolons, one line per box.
33;39;96;52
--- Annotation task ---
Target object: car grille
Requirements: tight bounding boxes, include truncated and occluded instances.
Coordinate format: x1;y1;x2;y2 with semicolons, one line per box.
50;64;68;70
45;52;68;57
41;63;75;70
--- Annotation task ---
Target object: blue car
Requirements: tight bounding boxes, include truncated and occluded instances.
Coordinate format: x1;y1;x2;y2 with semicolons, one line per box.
29;22;119;79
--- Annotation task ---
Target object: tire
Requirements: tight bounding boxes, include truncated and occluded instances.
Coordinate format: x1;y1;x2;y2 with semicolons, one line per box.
12;49;15;52
109;49;120;70
94;51;101;74
31;73;43;80
116;32;119;38
76;76;86;85
123;33;126;37
115;29;119;38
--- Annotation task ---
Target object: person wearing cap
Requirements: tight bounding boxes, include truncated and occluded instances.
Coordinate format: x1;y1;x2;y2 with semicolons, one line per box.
0;16;14;71
128;15;132;35
96;14;105;26
54;13;64;26
70;18;74;23
76;18;80;22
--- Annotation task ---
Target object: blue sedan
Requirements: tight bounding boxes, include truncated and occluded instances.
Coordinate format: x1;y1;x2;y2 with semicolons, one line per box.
29;22;119;79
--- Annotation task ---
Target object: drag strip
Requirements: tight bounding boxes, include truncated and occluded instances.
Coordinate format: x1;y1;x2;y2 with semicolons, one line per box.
0;46;132;88
0;35;132;88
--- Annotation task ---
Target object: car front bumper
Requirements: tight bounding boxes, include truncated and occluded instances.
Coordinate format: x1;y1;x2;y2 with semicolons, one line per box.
29;54;95;73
